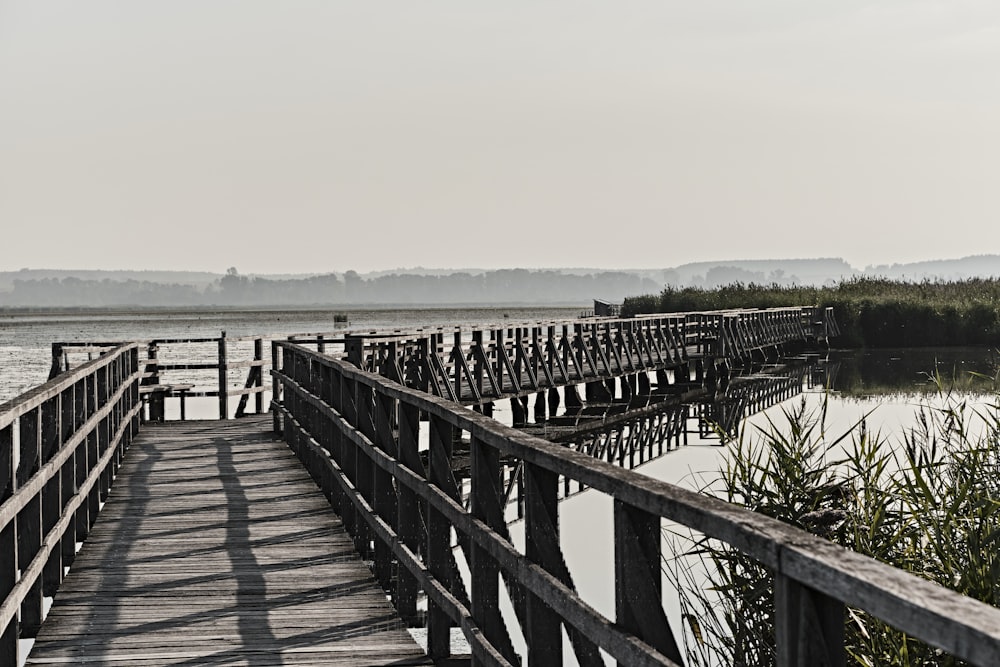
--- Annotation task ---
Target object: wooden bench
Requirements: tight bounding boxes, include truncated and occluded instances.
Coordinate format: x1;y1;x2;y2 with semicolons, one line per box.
139;383;194;422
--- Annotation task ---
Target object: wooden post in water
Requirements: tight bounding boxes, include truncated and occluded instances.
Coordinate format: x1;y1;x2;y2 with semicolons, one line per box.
534;391;546;422
48;343;65;380
217;332;229;420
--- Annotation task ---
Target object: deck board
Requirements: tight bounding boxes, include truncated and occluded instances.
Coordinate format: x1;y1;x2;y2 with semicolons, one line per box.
26;416;430;666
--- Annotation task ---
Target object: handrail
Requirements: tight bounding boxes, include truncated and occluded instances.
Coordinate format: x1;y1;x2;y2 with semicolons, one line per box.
0;344;142;664
272;340;1000;667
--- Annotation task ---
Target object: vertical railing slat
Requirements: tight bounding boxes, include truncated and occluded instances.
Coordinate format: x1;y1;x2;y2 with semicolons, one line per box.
17;408;44;637
613;500;682;666
0;422;16;664
470;436;519;666
426;414;455;659
395;401;423;625
217;332;229;420
775;574;846;667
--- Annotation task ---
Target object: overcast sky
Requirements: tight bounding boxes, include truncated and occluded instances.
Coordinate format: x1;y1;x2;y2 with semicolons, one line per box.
1;1;998;274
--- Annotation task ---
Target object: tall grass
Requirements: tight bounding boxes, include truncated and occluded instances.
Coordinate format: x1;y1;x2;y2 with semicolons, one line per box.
623;278;1000;347
666;381;1000;666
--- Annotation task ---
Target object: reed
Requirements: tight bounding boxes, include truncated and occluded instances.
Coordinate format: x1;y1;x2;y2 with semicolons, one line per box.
623;278;1000;347
666;378;1000;666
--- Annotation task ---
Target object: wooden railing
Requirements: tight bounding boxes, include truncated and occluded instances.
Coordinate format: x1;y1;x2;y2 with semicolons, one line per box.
340;307;837;406
272;340;1000;667
50;330;344;420
0;344;142;663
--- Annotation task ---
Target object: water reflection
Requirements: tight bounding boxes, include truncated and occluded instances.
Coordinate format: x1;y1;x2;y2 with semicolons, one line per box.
520;355;834;455
829;346;999;398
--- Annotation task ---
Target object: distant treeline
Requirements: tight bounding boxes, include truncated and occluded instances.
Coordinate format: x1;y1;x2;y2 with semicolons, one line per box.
0;268;659;307
622;278;1000;347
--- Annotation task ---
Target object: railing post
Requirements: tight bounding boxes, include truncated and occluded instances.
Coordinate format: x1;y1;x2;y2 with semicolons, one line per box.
472;330;485;398
613;499;682;665
41;396;62;598
0;421;16;664
372;391;398;594
470;436;519;665
395;401;423;625
417;338;431;394
253;338;264;414
59;385;78;570
775;574;845;667
17;408;44;637
217;332;229;420
524;463;562;666
96;365;112;502
271;342;282;433
427;414;455;659
452;331;463;401
83;373;99;538
345;334;363;368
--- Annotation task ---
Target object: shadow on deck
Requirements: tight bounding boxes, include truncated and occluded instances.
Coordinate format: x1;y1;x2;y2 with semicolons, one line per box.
26;416;431;666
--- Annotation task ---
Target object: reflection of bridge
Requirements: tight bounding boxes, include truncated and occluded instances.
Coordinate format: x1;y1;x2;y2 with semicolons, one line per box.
13;308;999;667
691;362;829;438
510;359;837;498
436;357;834;524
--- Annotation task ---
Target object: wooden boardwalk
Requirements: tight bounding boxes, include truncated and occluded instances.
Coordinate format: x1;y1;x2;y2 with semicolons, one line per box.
25;416;430;666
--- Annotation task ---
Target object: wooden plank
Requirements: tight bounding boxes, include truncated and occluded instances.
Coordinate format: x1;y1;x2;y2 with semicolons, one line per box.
26;416;429;667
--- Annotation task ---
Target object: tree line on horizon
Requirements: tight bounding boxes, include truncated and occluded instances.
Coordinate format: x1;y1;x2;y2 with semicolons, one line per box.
0;268;660;308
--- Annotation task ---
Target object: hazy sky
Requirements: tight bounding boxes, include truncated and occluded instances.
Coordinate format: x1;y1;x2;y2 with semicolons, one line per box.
2;1;998;274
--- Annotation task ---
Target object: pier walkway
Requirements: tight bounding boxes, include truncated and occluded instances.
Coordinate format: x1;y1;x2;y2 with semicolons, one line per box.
25;416;429;666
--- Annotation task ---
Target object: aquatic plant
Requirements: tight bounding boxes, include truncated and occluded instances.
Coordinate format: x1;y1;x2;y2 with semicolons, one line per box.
665;378;1000;666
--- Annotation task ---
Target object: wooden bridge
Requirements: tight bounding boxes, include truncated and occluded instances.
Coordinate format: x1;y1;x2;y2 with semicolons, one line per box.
4;308;1000;666
338;307;839;411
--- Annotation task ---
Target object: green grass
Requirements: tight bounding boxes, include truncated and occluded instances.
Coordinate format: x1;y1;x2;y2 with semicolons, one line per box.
623;278;1000;348
666;380;1000;666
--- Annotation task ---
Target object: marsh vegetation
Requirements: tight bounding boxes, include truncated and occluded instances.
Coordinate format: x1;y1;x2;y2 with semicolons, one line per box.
667;373;1000;666
623;278;1000;348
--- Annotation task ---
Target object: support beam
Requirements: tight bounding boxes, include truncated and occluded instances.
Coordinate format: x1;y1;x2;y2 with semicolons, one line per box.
533;392;546;423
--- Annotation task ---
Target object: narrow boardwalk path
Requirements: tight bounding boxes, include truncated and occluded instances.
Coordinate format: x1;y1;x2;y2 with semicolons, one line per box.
26;416;430;666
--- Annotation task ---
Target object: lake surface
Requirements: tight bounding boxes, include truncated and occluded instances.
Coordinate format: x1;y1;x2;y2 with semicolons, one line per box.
5;307;997;664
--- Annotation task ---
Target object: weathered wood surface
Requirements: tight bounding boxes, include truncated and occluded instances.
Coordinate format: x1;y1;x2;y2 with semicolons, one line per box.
26;416;430;666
